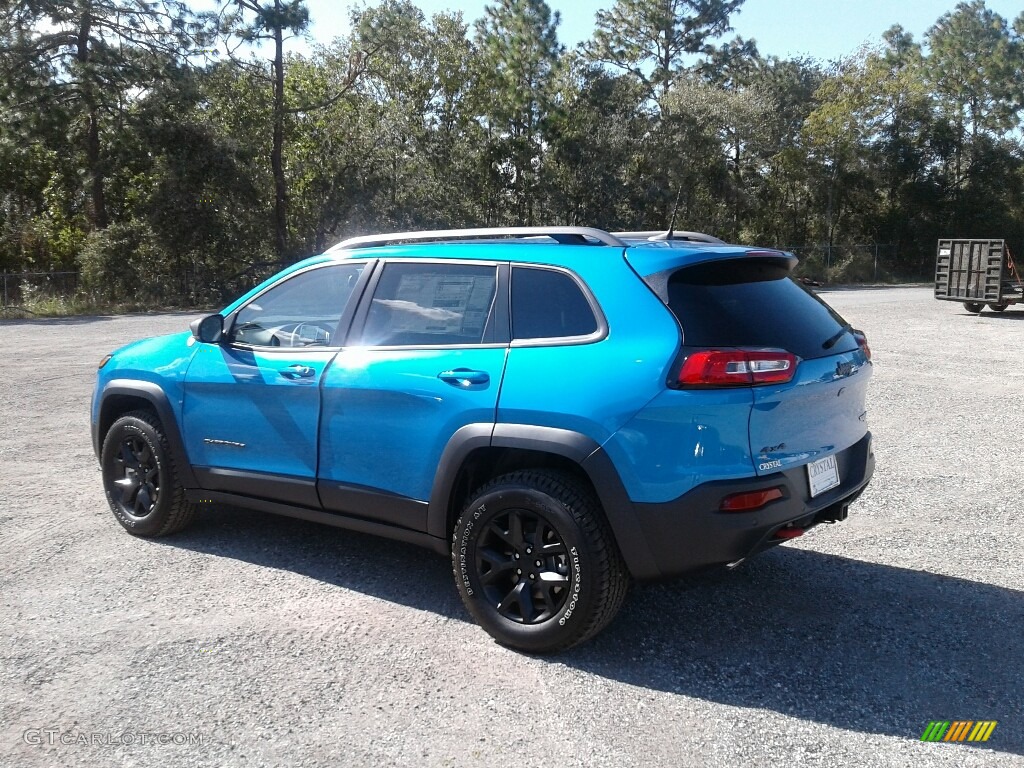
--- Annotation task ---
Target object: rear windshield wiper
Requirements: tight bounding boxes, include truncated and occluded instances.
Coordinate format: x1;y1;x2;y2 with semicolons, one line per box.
822;323;852;350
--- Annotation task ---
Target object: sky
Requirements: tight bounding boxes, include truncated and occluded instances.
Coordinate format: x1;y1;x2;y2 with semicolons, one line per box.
291;0;1023;62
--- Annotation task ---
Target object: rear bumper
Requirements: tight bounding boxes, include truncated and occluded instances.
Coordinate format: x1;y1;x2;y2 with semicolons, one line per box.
630;432;874;579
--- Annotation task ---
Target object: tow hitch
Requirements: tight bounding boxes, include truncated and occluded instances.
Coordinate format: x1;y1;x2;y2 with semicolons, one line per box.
815;503;849;524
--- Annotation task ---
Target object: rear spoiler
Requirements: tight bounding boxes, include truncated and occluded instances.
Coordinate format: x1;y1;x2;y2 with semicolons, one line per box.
626;248;799;303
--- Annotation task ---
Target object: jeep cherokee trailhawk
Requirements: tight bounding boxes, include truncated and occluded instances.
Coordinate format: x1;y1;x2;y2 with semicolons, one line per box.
92;227;874;652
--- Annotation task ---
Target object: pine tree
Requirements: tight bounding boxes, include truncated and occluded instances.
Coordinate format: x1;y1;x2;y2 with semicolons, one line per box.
1;0;208;230
474;0;562;224
588;0;745;103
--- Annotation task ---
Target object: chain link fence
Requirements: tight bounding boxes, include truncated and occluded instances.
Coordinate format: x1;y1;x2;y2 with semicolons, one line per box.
786;244;933;284
2;247;934;315
0;271;80;311
180;261;284;305
1;262;283;314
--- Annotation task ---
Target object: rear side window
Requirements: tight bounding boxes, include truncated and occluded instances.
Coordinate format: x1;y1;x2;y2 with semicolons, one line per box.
361;262;497;346
512;266;598;340
666;261;855;360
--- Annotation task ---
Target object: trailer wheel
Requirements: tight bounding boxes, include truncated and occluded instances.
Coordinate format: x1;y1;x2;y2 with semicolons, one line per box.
963;302;984;313
988;302;1008;312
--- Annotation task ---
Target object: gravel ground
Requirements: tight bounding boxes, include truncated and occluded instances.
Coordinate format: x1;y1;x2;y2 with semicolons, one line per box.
1;288;1022;768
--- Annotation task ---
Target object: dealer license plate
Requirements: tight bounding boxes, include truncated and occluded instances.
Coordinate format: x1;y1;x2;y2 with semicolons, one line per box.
807;454;840;497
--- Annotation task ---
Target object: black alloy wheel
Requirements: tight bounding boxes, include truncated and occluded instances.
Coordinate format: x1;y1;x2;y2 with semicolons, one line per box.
110;434;161;518
101;411;196;537
475;507;571;624
453;470;629;653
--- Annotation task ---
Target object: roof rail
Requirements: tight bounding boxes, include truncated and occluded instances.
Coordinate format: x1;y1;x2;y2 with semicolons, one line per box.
612;230;725;245
328;226;627;251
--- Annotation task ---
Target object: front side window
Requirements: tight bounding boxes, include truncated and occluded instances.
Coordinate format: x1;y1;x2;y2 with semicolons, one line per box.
360;262;497;346
511;266;599;340
230;263;365;348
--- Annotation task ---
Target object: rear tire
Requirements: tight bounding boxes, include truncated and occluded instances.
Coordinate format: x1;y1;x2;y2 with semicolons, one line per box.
963;301;984;313
452;470;629;653
101;410;196;537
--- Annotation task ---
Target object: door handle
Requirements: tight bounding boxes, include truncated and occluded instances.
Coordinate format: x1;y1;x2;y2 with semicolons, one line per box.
279;364;316;379
438;369;490;386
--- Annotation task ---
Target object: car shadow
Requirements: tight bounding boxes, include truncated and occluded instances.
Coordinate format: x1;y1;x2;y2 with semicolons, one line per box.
0;313;117;326
164;506;1022;754
0;310;201;326
816;283;931;292
165;505;465;619
576;548;1022;754
961;310;1024;320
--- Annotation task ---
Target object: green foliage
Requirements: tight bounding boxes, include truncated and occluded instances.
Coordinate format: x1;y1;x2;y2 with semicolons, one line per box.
474;0;563;224
1;0;211;231
545;56;648;226
2;0;1024;306
927;1;1022;141
589;0;745;102
78;220;170;303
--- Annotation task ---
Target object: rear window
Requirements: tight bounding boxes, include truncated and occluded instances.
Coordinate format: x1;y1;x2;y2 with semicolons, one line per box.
666;261;856;360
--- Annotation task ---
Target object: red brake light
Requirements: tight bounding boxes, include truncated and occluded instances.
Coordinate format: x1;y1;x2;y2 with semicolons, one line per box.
853;330;871;361
677;350;798;387
720;487;785;512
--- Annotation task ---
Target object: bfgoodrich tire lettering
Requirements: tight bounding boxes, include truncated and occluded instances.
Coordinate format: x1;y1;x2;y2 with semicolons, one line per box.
101;410;196;537
452;470;629;653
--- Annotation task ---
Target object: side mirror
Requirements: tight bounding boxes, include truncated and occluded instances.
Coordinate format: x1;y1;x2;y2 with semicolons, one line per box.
190;314;224;344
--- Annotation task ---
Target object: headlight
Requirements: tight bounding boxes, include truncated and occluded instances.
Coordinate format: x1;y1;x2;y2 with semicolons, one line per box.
98;354;112;370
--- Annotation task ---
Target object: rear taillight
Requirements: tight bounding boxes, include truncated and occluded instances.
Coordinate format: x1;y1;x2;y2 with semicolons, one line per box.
853;330;871;361
677;350;799;388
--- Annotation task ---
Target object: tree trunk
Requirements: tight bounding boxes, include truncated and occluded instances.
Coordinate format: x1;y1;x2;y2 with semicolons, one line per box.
732;136;742;240
78;13;108;230
86;110;107;230
272;8;287;261
659;25;672;103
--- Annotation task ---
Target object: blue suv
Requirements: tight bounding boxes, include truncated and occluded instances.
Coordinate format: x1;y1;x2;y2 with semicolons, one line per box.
92;227;874;652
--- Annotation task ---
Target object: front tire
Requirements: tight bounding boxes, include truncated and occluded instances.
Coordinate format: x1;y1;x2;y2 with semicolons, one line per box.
988;302;1008;312
453;470;629;653
101;410;196;537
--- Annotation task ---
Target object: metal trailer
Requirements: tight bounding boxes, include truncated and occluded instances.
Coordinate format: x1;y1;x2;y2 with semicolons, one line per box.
934;238;1024;313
